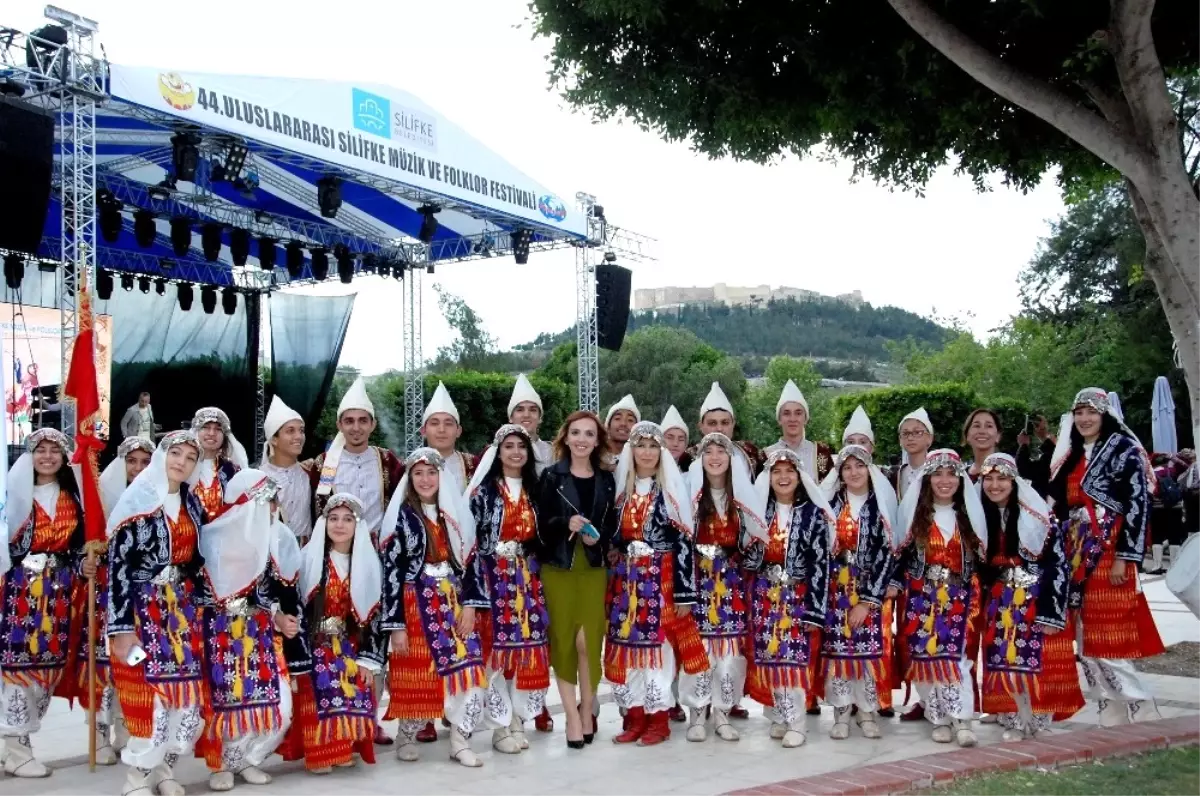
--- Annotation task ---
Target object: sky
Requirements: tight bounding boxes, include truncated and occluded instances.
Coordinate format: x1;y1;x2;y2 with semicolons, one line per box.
12;0;1067;376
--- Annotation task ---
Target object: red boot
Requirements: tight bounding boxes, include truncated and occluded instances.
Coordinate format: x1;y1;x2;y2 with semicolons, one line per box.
638;710;670;746
668;705;686;722
374;725;394;745
612;706;646;744
415;721;438;742
534;706;554;732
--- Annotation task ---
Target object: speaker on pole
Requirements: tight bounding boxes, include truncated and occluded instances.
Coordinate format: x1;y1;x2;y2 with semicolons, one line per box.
0;97;54;256
595;259;632;351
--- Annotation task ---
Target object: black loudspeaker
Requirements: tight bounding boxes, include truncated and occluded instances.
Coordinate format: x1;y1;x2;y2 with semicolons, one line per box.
0;97;54;256
595;261;632;351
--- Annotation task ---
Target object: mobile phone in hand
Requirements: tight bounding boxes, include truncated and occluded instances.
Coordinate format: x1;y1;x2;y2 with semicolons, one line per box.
580;522;600;539
126;645;147;667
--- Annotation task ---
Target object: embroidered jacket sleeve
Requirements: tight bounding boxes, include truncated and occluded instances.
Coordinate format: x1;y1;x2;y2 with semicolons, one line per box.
106;519;140;636
653;493;698;604
797;505;830;627
356;610;387;670
887;542;913;594
381;450;406;503
458;515;490;611
857;500;894;607
1114;439;1151;562
1033;526;1069;630
380;511;412;632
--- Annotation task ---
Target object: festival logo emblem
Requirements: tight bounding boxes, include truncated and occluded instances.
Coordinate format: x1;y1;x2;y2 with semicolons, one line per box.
158;72;196;111
352;88;391;139
538;194;567;223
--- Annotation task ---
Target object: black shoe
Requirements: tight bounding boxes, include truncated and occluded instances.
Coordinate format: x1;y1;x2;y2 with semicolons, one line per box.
567;738;585;749
583;733;595;744
878;707;896;718
806;706;822;716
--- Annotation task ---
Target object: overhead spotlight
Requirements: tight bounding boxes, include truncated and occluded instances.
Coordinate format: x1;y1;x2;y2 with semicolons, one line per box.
170;217;191;256
25;24;67;70
334;244;354;284
511;228;533;265
317;175;342;219
360;253;378;274
3;253;23;290
120;273;134;292
138;275;150;294
200;285;217;314
377;263;391;279
38;260;56;274
171;132;200;182
221;287;237;315
258;237;277;270
285;241;305;278
233;171;259;199
310;248;330;281
230;228;250;266
210;162;227;183
96;269;114;300
147;177;176;201
592;204;605;221
224;142;249;180
201;223;222;262
98;190;123;243
426;264;435;275
154;277;166;295
134;210;156;248
418;205;440;243
177;282;194;311
394;262;405;280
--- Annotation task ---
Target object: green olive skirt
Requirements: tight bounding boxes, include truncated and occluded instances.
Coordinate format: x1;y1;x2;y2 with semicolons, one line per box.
540;550;608;689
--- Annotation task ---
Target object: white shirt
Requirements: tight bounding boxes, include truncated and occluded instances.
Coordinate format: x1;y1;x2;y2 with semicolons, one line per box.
163;490;182;522
262;458;313;541
1083;441;1096;461
32;482;59;519
933;504;957;542
710;487;728;516
767;437;818;479
532;440;552;476
847;490;869;519
441;451;467;493
896;462;921;500
330;550;350;580
197;457;217;487
137;406;154;439
774;502;793;532
334;447;384;535
635;476;653;496
504;476;524;500
422;502;439;524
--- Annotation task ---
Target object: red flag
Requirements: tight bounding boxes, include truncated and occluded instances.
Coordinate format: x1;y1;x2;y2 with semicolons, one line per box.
63;287;106;544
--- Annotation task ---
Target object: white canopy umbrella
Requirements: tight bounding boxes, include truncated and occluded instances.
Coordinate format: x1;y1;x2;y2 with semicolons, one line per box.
1151;376;1177;454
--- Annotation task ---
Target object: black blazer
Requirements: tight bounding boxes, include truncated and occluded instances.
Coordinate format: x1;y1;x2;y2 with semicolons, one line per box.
536;459;617;569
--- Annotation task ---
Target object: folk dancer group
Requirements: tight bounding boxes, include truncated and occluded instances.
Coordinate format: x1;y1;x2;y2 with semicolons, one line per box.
0;376;1165;792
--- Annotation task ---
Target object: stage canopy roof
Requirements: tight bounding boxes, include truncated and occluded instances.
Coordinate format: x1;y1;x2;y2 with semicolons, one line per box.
37;65;586;288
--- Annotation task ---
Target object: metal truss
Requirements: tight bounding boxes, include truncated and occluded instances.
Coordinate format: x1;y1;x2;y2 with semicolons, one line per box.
402;261;425;455
245;292;264;460
40;237;272;291
575;204;601;414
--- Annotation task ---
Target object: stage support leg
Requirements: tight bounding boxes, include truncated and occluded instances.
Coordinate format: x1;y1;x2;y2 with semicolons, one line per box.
402;257;425;456
575;199;602;414
246;291;263;461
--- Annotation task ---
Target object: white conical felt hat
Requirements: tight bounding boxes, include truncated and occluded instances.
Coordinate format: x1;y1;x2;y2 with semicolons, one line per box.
508;374;542;418
661;405;688;435
422;381;460;424
898;406;933;436
842;405;874;443
337;376;374;418
699;381;735;421
605;394;641;425
262;395;304;461
775;379;809;418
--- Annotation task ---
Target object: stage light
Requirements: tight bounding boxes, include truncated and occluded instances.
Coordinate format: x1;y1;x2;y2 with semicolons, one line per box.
170;218;191;257
25;24;67;69
120;273;134;292
37;261;56;274
154;277;166;296
97;269;114;300
138;275;150;294
418;205;440;244
426;264;435;275
200;285;217;314
3;253;23;290
335;244;354;284
310;248;329;281
201;223;222;262
178;282;194;311
229;228;250;266
394;262;404;280
98;190;123;243
511;228;532;265
360;253;378;274
134;210;157;248
148;177;176;202
377;263;391;279
222;287;237;315
285;241;305;278
171;133;200;182
317;176;342;219
592;204;606;221
258;237;277;271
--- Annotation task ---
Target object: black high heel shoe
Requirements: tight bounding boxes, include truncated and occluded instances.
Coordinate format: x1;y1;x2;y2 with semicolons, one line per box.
579;703;595;744
566;738;585;749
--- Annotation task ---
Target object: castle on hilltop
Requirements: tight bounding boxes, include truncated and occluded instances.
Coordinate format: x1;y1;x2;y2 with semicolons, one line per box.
633;283;865;312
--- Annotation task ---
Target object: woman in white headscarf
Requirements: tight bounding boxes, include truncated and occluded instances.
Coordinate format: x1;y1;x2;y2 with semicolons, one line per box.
190;407;249;521
888;449;988;748
976;453;1082;741
279;493;382;775
1046;387;1163;726
820;444;897;742
106;430;208;796
0;428;85;778
677;432;766;744
745;449;832;749
465;426;550;756
196;469;301;791
606;421;708;747
379;448;496;768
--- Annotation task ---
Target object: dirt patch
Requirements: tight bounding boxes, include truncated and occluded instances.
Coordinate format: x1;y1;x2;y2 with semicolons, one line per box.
1137;641;1200;678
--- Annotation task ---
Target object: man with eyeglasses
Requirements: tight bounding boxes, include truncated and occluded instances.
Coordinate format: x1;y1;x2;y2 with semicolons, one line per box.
890;407;934;500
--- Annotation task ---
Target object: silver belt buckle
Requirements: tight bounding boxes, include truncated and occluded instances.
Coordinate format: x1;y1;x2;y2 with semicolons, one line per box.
766;564;791;585
495;540;523;560
320;616;345;635
926;564;949;583
22;553;48;573
424;561;452;578
225;596;251;617
626;540;653;560
152;565;180;586
838;549;857;566
696;544;720;561
1003;566;1037;589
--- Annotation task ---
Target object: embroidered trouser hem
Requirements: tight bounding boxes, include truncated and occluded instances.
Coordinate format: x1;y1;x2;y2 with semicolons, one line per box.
826;676;879;713
611;643;676;712
81;686;121;729
485;669;546;724
401;683;493;736
996;690;1051;733
0;680;54;736
769;689;807;730
121;696;203;770
914;657;974;724
217;687;293;771
1077;623;1152;702
679;649;744;710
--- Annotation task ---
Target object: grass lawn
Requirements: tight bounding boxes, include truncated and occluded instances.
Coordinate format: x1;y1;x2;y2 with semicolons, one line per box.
918;746;1199;795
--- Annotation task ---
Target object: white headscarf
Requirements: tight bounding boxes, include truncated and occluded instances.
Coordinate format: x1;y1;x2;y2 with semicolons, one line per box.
299;493;382;624
687;432;768;542
199;468;277;602
820;444;899;535
100;437;156;520
893;448;988;554
754;448;835;525
976;453;1051;558
380;447;477;564
107;430;203;538
271;515;303;584
7;428;74;547
466;424;531;499
262;395;304;463
1049;387;1155;489
191;407;250;471
614;421;692;531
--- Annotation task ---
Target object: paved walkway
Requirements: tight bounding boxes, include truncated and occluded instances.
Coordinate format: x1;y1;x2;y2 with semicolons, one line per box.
2;573;1195;796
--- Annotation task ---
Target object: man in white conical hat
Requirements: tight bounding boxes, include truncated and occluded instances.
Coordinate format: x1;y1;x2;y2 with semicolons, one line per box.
421;381;476;492
891;407;934;501
505;374;553;475
603;394;640;471
259;394;313;542
764;379;833;481
689;381;765;478
661;405;693;472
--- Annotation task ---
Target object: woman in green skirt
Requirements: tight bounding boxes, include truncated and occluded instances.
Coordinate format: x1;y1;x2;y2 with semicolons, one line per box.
537;410;618;748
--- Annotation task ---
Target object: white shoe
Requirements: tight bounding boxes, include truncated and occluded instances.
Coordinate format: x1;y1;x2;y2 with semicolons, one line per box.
157;773;186;796
781;729;806;748
979;713;999;724
931;725;953;743
1001;728;1025;741
123;767;155;796
769;721;787;740
113;718;131;752
830;706;851;740
857;711;882;739
953;719;977;747
450;727;482;768
686;708;707;742
1098;698;1131;727
308;766;332;775
713;709;739;742
491;727;521;754
509;714;529;750
396;725;420;762
209;771;235;792
3;736;50;778
239;765;272;785
95;728;118;766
